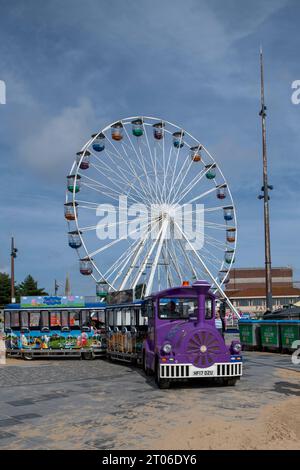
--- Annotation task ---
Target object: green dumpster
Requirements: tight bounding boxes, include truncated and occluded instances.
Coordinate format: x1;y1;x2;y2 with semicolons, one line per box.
260;321;281;351
280;321;300;352
239;320;261;350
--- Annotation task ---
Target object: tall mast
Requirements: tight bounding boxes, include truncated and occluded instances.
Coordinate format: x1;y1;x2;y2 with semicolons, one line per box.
258;47;273;312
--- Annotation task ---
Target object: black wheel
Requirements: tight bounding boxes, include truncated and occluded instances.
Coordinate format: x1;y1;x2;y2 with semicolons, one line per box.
143;351;152;376
82;351;95;360
23;353;33;361
155;359;170;389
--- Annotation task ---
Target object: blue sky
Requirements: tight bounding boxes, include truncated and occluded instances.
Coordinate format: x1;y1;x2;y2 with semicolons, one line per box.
0;0;300;295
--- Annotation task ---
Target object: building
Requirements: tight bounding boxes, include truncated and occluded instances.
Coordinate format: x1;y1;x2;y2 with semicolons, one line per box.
225;267;300;315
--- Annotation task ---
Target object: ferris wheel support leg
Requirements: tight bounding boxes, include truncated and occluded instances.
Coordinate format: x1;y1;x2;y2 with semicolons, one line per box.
174;222;240;319
145;219;169;297
119;234;150;291
132;220;165;291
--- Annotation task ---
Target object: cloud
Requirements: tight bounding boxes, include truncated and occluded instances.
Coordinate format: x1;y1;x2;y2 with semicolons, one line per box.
20;98;101;177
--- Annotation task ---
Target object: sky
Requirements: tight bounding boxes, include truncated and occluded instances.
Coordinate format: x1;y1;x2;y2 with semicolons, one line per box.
0;0;300;296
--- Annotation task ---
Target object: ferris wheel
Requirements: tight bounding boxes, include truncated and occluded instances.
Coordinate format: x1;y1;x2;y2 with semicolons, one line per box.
65;116;237;306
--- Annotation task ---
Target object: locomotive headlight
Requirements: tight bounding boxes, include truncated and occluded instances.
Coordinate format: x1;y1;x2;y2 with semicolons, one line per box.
232;342;242;353
162;343;172;354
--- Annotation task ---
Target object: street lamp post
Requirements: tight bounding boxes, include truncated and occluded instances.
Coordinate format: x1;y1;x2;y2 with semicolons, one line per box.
10;236;18;303
258;48;273;312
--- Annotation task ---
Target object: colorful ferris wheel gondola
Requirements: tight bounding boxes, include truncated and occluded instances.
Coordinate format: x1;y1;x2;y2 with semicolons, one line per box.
91;133;105;152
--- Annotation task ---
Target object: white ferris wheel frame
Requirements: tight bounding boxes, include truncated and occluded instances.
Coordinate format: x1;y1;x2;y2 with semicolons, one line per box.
65;116;239;317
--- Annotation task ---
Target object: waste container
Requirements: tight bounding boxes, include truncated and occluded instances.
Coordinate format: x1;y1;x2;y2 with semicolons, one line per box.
279;321;300;352
239;320;261;350
260;321;281;351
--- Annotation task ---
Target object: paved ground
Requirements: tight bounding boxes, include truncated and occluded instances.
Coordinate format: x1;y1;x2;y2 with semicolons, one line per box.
0;351;299;450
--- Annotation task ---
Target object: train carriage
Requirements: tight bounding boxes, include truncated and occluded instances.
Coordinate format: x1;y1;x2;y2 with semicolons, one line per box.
105;280;243;388
105;301;148;363
3;299;106;360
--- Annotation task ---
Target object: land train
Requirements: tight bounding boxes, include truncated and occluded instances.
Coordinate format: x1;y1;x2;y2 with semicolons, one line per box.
3;300;106;360
105;280;243;388
3;281;243;388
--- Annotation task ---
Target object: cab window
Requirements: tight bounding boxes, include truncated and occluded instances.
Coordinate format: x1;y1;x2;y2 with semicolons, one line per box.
159;298;198;319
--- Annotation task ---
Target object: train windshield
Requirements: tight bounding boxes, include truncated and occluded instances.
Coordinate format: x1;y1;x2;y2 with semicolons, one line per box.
159;298;198;320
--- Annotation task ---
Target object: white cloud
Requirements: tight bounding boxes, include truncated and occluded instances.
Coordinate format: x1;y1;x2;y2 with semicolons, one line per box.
20;98;103;176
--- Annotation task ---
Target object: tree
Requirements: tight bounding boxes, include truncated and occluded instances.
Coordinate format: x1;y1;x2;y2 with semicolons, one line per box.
0;272;12;306
18;275;48;297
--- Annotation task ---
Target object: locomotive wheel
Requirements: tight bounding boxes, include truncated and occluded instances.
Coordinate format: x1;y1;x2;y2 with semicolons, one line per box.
143;352;152;376
155;359;170;389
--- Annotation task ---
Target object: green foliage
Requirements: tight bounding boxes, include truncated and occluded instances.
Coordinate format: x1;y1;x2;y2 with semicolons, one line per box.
0;273;48;306
0;272;12;306
18;275;48;297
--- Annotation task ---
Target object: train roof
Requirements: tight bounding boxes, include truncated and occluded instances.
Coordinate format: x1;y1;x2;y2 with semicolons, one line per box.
105;300;143;309
4;302;106;310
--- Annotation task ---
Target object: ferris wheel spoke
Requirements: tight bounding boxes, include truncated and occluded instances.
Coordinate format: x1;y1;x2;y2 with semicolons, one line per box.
162;243;175;287
169;151;195;205
166;136;187;205
204;221;232;230
162;144;174;203
122;125;157;203
183;185;219;206
175;163;215;205
144;219;169;296
132;218;168;291
89;149;134;185
89;165;149;207
103;235;144;282
166;241;182;284
141;122;161;202
123;147;157;204
104;132;155;202
80;182;126;204
118;220;159;290
173;220;239;316
85;217;154;259
177;238;199;280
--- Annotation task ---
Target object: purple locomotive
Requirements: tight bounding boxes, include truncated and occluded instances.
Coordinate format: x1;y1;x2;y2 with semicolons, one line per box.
105;280;242;389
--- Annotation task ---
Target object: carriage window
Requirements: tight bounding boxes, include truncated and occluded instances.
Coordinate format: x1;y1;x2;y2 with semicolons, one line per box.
114;309;122;326
205;298;213;319
70;311;80;327
61;312;69;327
98;310;105;323
41;311;49;328
130;309;136;326
108;310;114;326
159;298;198;319
30;312;40;328
4;312;11;329
81;311;89;326
122;309;131;326
20;311;29;327
10;311;20;327
50;312;61;327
